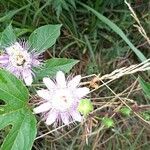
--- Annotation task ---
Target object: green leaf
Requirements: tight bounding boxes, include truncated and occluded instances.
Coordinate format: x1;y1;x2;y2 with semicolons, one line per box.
34;58;79;79
78;2;147;62
0;69;37;150
28;24;61;53
139;76;150;98
0;25;16;48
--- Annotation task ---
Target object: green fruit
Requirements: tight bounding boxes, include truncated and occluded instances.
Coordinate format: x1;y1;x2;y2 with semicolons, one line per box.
77;99;93;116
120;107;131;116
102;117;114;128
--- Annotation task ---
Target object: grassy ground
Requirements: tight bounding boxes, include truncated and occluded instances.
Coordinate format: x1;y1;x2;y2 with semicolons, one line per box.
0;0;150;149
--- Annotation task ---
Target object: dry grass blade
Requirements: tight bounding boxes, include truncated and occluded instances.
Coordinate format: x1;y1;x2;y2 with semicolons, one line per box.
125;0;150;45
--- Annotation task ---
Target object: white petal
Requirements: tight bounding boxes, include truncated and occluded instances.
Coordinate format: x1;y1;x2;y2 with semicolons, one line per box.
75;87;90;99
14;42;22;48
22;70;33;86
56;71;66;88
32;59;40;67
71;111;82;122
46;110;58;125
33;102;51;114
67;75;81;88
61;113;70;125
6;42;23;55
37;89;51;100
0;55;9;64
43;77;56;90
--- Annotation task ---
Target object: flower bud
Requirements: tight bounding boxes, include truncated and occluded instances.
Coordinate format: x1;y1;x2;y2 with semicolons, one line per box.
77;99;93;116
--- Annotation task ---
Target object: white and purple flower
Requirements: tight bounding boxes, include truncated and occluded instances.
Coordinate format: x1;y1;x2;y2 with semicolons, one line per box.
0;42;41;85
33;71;90;125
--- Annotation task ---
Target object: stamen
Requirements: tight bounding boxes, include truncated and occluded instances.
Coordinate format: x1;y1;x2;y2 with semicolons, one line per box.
61;96;67;102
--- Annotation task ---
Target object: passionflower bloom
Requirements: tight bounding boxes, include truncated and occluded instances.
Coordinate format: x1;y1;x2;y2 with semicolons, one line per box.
0;42;41;85
33;71;90;125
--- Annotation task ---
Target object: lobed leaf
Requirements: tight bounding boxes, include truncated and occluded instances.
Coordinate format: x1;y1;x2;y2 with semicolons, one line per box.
0;69;37;150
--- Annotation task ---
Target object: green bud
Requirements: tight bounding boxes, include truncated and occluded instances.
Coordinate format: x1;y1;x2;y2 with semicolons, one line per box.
102;117;114;128
77;99;93;117
141;111;150;121
120;107;131;116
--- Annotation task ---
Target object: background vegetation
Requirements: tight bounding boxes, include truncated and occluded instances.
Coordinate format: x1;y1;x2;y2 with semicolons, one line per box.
0;0;150;149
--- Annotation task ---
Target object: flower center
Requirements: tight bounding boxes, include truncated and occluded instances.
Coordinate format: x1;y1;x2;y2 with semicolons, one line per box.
15;54;26;66
9;50;30;68
52;89;74;112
